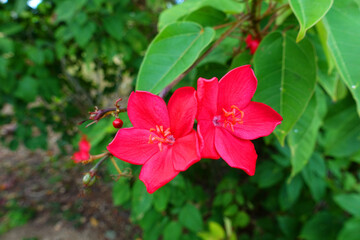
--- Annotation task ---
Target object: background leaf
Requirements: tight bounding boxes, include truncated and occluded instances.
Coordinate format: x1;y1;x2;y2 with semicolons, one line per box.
334;194;360;217
179;203;203;232
136;22;214;94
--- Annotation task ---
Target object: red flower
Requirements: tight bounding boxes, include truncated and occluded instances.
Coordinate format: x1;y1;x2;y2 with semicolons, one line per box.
196;65;282;175
245;34;260;55
107;87;200;193
72;135;91;163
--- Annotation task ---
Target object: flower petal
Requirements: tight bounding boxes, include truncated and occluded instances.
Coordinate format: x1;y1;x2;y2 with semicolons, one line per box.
127;91;170;129
139;147;179;194
72;151;90;163
229;102;282;140
79;136;91;152
215;128;257;176
197;120;220;159
168;87;197;138
172;130;201;171
197;77;219;121
107;128;158;165
218;65;257;111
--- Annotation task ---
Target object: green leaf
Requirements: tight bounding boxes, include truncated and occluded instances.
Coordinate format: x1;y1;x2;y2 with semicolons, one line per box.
230;51;252;70
322;0;360;116
302;153;327;202
253;31;317;144
163;221;182;240
277;216;298;239
158;0;244;30
179;203;203;232
14;76;38;102
289;0;333;42
131;180;153;221
300;212;342;240
337;217;360;240
288;88;326;176
334;194;360;217
323;96;360;157
136;22;214;94
112;179;130;206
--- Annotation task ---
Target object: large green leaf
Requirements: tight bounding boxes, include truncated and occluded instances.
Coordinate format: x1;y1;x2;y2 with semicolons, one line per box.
131;180;153;221
136;22;214;94
253;31;317;144
334;194;360;217
288;88;327;177
322;0;360;116
289;0;333;42
158;0;244;30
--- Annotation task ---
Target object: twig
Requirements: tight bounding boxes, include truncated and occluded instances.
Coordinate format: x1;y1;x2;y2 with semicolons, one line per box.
159;15;250;98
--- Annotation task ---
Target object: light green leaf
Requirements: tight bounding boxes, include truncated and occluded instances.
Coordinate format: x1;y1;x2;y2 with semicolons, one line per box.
153;186;170;212
253;31;317;144
334;194;360;217
74;22;96;48
158;0;244;30
322;0;360;116
288;88;326;176
337;217;360;240
208;221;225;238
289;0;333;42
103;14;124;40
179;203;203;232
136;22;214;94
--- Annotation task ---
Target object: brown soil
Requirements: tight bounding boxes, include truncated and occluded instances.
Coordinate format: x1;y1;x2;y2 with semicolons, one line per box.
0;146;141;240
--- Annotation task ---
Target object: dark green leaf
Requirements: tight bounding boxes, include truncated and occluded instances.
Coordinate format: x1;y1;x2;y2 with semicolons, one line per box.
279;174;303;210
300;212;342;240
14;76;38;102
302;153;327;202
153;186;170;212
103;14;124;40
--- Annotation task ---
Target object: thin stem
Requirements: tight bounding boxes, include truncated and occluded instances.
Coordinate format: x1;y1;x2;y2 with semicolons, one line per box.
159;15;250;98
90;153;110;173
110;156;122;175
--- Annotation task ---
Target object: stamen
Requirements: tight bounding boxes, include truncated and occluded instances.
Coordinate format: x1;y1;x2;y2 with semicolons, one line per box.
148;125;175;151
221;105;244;132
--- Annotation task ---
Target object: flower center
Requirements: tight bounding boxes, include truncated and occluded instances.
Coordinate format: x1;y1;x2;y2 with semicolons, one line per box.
213;105;244;132
148;125;175;151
